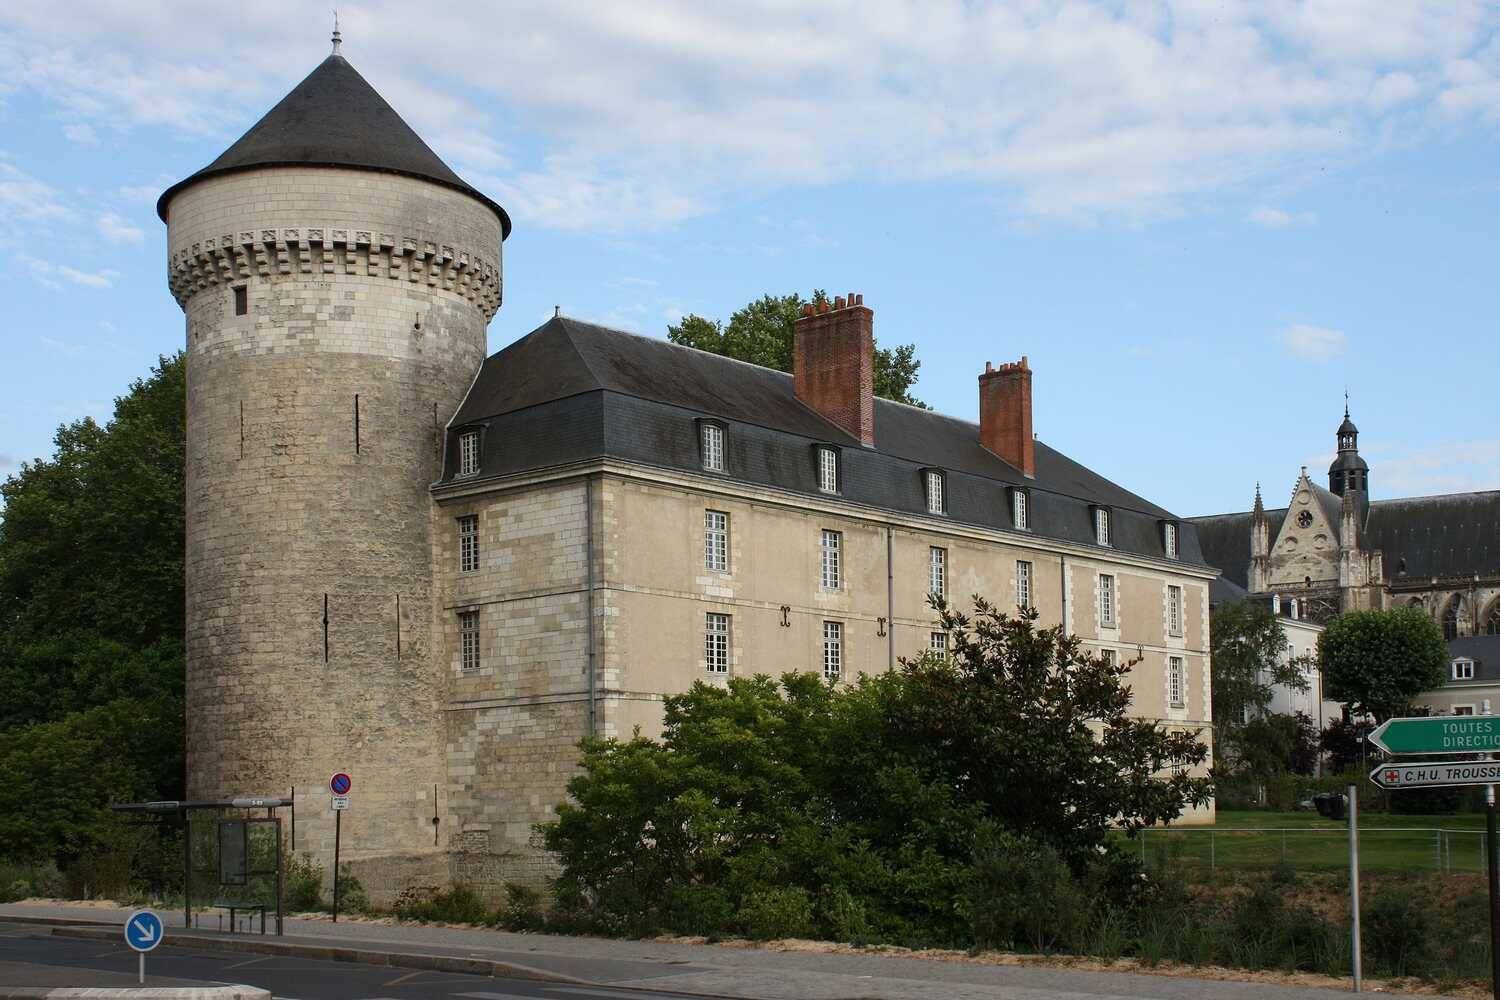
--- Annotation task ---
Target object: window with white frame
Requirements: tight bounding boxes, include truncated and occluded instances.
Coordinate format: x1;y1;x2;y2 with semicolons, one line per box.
1098;574;1115;628
1455;658;1476;681
929;546;946;599
1455;704;1476;716
458;431;479;476
1094;508;1110;546
1016;560;1032;609
823;621;843;679
1163;522;1179;559
925;470;945;514
704;511;729;572
458;515;479;573
705;613;731;674
1168;585;1183;636
930;632;948;659
1012;489;1028;530
820;529;842;589
1100;648;1116;667
701;423;725;472
818;447;839;494
1169;655;1185;707
459;610;480;672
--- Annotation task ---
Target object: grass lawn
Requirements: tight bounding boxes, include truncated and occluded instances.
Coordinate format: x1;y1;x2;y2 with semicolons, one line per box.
1129;809;1492;874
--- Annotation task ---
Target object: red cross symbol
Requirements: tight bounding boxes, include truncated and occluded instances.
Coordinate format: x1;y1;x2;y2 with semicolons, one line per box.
1385;770;1400;783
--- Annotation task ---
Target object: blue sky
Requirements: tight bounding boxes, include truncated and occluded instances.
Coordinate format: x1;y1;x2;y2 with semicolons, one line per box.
2;1;1497;517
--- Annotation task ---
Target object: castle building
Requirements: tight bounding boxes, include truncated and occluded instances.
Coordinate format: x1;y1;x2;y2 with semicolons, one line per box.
1191;408;1500;696
160;42;1218;895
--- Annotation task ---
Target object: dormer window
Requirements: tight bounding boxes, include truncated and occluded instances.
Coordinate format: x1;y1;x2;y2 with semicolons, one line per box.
1454;658;1476;681
700;421;725;473
1163;521;1179;559
458;430;480;477
1011;488;1029;531
1094;507;1111;547
817;446;840;494
924;469;946;515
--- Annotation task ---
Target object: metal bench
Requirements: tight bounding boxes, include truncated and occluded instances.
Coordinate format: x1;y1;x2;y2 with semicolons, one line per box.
212;899;268;934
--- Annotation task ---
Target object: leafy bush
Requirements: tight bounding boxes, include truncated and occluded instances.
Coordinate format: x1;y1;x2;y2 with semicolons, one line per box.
334;863;370;915
393;884;489;924
738;887;814;940
284;853;324;912
1364;887;1434;977
0;860;64;902
665;884;734;937
966;830;1089;952
499;882;546;931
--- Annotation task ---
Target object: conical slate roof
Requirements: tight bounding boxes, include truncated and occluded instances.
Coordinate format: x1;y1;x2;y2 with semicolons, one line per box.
157;54;510;237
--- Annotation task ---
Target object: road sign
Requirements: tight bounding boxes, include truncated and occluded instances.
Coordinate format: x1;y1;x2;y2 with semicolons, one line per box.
124;909;163;952
330;772;352;795
331;795;350;811
1371;759;1500;790
1368;716;1500;755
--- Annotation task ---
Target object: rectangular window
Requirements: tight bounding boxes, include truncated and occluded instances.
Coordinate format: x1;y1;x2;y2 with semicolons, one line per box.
1455;659;1476;680
704;510;729;573
1012;489;1028;530
929;546;946;599
1164;522;1179;559
1016;560;1032;609
1169;655;1185;708
1095;508;1110;546
459;610;480;673
823;621;843;680
701;423;725;472
1168;585;1183;636
705;613;731;674
930;632;948;659
1098;574;1115;628
926;470;945;514
1455;705;1476;716
458;515;479;573
458;431;479;476
818;447;839;494
233;285;248;316
1100;648;1116;667
820;529;842;589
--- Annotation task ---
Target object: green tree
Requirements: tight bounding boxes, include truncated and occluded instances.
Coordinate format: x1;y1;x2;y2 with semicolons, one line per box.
0;354;186;865
1209;600;1308;768
668;292;927;407
1319;607;1449;722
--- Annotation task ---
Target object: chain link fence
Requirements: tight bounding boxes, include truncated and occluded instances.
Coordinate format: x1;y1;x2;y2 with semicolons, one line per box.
1137;825;1489;874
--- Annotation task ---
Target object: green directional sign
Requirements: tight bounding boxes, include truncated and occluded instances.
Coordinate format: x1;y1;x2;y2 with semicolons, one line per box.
1368;716;1500;755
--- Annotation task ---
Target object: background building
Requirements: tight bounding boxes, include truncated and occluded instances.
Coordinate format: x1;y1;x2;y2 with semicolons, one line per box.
162;42;1218;895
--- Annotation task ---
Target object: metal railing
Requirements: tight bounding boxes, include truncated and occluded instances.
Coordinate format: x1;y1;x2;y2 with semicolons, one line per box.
1136;825;1489;873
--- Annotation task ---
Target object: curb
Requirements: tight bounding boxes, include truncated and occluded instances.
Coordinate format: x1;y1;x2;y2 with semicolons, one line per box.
0;914;118;928
49;926;592;985
0;989;268;1000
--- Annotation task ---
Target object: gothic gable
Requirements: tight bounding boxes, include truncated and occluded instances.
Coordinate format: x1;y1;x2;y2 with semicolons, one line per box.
1266;472;1343;590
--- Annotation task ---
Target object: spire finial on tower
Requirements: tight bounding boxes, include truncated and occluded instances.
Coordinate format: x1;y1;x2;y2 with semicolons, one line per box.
1344;388;1349;419
331;11;342;56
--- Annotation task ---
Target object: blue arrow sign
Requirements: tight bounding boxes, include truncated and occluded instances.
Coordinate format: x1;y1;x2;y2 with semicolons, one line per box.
124;909;163;952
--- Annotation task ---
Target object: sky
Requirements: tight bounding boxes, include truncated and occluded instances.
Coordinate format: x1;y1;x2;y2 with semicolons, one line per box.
1;1;1497;518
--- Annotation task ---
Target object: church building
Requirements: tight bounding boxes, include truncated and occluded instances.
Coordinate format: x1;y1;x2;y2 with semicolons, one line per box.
1191;408;1500;641
158;39;1218;897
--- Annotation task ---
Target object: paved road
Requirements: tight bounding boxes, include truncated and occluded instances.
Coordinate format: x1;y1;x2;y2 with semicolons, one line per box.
0;920;706;999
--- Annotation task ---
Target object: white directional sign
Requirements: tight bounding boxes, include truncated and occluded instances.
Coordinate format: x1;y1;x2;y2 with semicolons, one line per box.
1370;759;1500;790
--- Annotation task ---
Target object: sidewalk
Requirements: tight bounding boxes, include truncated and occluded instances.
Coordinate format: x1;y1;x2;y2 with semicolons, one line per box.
0;900;1378;1000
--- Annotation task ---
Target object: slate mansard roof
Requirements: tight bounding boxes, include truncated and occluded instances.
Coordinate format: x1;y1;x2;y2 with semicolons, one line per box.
1448;636;1500;683
438;317;1207;568
158;54;510;236
1190;490;1500;591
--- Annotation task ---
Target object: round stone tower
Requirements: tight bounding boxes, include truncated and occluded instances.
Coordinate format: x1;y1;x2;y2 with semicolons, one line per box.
158;39;508;886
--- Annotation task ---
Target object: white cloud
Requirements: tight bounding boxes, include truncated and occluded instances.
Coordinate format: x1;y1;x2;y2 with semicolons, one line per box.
62;121;98;145
0;2;1497;229
1275;323;1348;362
0;159;71;230
97;211;144;244
1373;440;1500;496
19;254;119;289
39;335;84;355
1248;206;1318;228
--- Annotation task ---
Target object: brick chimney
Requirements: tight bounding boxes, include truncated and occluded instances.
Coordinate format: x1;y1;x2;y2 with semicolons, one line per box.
794;293;875;446
979;357;1035;478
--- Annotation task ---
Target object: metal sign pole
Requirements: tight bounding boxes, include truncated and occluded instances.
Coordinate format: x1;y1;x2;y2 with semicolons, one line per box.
1488;784;1499;1000
138;952;144;985
332;808;341;923
1349;782;1362;993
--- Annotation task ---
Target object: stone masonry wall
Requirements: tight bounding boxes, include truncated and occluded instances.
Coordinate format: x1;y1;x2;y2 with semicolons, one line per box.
169;166;500;885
